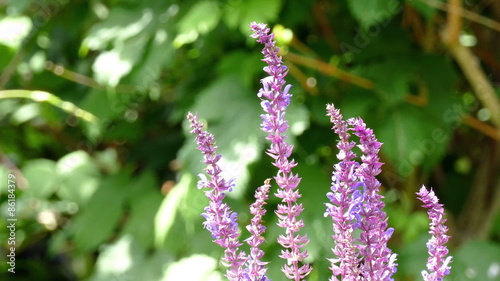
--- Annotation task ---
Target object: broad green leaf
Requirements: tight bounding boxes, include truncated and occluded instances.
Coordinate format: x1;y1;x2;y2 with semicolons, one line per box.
121;171;162;249
71;172;130;252
347;0;403;28
92;43;146;87
155;173;202;248
376;104;444;177
161;254;223;281
451;240;500;280
174;1;221;47
216;51;263;88
90;235;169;281
56;150;100;206
364;59;413;106
80;89;118;120
0;16;32;49
396;234;431;278
90;236;144;281
295;163;333;261
22;159;58;199
223;0;282;34
82;8;153;51
128;27;175;88
181;75;263;198
83;8;154;86
10;103;41;124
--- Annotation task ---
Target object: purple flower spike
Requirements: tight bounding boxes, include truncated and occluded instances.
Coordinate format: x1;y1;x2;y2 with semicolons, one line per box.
244;179;272;281
348;117;397;280
187;112;247;281
325;104;362;280
250;22;312;280
417;186;452;281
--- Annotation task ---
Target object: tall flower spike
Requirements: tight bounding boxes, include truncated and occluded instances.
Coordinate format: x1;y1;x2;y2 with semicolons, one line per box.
187;112;247;280
417;186;452;281
244;179;272;281
325;104;363;280
250;22;312;280
348;117;397;280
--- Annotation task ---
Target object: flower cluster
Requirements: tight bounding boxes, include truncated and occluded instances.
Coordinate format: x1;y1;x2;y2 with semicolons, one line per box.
186;22;452;281
417;186;453;281
250;21;312;280
325;105;398;280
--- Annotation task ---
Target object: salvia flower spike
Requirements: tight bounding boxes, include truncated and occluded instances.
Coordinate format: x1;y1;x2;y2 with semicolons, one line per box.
186;22;453;281
417;186;453;281
187;112;247;280
250;22;312;280
244;179;272;280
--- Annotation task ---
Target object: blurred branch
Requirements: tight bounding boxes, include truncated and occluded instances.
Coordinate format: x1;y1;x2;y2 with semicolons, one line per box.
420;0;500;32
435;0;500;130
447;44;500;130
285;51;500;139
457;138;500;243
0;89;98;123
312;1;340;52
443;0;462;45
287;62;318;96
45;61;103;90
462;114;500;140
45;61;138;94
284;52;375;89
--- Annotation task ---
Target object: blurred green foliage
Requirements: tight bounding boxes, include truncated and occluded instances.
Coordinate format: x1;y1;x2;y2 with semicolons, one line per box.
0;0;499;280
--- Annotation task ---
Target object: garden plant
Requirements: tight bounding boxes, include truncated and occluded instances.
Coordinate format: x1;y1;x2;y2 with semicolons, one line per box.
187;22;452;281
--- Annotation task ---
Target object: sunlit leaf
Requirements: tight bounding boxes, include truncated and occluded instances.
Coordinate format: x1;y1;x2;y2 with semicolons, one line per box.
56;151;100;206
22;159;58;199
174;1;221;47
347;0;402;28
161;254;223;281
223;0;282;34
121;171;162;249
71;172;130;252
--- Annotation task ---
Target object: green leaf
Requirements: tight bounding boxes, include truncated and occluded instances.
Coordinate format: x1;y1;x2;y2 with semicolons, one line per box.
347;0;403;28
182;75;263;198
82;8;154;86
89;235;171;281
56;150;100;206
82;8;153;51
121;171;162;249
22;159;59;199
451;240;500;281
216;51;263;88
376;104;445;177
396;234;431;278
10;103;41;124
163;254;223;281
174;1;221;47
365;59;413;106
155;173;201;248
71;172;130;252
223;0;282;34
295;163;333;260
0;16;32;49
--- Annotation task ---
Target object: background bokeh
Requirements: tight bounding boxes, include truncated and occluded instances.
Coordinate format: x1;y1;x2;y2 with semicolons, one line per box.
0;0;499;280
